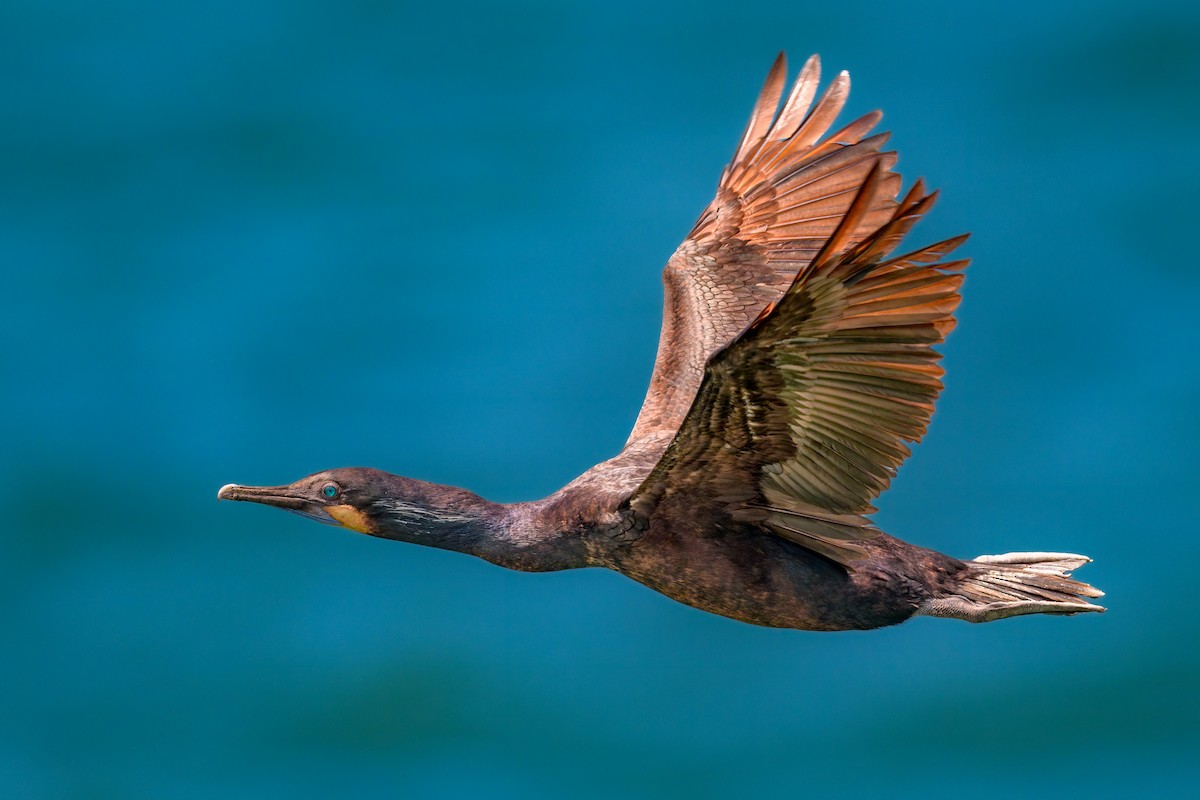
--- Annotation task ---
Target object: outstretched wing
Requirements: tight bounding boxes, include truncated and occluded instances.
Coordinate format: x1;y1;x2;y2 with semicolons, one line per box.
625;163;968;567
627;54;904;443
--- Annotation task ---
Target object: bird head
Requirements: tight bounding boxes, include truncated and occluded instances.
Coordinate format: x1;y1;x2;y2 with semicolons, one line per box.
218;467;500;547
217;467;397;534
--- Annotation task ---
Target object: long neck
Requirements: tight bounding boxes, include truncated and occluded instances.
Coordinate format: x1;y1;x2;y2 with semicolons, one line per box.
367;479;592;572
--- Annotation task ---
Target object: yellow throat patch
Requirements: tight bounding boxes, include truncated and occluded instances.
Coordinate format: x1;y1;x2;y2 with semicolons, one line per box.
325;504;373;534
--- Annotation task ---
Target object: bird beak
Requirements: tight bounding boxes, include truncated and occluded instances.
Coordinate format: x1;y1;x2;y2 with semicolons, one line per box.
217;483;339;525
218;483;304;507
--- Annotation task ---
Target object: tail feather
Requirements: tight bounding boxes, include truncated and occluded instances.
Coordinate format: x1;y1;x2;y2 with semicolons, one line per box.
920;551;1105;623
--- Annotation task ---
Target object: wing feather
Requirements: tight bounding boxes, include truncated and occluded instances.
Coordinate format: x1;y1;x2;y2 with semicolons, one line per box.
731;53;789;169
765;55;822;143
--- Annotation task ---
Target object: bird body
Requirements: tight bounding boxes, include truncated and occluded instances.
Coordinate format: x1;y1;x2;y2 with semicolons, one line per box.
220;55;1104;630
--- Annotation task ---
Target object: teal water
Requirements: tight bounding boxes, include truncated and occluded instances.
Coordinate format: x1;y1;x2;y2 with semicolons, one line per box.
3;1;1197;797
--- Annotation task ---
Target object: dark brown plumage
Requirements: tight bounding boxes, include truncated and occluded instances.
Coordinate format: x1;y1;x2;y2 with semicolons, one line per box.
219;55;1104;630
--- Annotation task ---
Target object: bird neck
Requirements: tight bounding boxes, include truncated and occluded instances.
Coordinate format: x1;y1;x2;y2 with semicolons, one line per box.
367;480;591;572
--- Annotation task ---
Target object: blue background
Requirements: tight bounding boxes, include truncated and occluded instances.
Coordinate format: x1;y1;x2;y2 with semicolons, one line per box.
3;0;1197;797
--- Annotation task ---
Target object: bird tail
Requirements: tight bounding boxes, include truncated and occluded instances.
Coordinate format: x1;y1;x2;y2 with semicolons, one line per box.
920;552;1105;623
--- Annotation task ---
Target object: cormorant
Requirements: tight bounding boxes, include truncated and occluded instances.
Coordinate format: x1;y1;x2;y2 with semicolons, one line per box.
219;55;1104;630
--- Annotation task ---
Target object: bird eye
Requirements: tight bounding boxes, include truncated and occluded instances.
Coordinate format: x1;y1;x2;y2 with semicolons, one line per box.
322;483;339;499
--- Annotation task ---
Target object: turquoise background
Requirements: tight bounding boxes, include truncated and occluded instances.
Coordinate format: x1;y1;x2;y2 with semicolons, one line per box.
3;0;1197;797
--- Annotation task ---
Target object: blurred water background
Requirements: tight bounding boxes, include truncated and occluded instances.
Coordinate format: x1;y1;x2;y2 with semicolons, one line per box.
2;0;1197;797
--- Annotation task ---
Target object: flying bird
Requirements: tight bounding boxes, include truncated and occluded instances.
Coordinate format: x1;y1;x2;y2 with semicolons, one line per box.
219;55;1104;630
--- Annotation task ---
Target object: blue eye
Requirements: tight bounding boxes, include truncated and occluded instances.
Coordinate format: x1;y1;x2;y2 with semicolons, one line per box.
322;484;338;498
